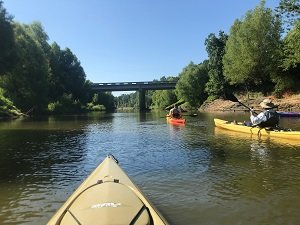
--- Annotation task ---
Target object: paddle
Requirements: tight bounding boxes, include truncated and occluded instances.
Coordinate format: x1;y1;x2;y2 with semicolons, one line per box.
163;113;197;118
187;113;198;117
225;92;257;115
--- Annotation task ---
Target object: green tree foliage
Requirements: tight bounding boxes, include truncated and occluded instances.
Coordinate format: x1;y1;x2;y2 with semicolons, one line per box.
116;92;139;109
0;4;96;115
273;20;300;94
223;0;282;94
26;21;51;56
0;88;21;116
0;1;15;75
151;90;177;110
48;93;82;114
150;76;178;110
92;92;115;111
0;22;49;112
205;31;228;97
48;43;86;102
176;62;209;107
282;21;300;69
145;90;153;109
276;0;300;30
48;42;64;101
79;80;94;105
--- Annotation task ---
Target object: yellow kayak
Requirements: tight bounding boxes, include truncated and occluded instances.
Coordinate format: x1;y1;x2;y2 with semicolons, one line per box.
47;155;169;225
214;118;300;140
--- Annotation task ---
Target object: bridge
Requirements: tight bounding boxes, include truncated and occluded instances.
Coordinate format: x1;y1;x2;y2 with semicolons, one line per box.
91;81;177;111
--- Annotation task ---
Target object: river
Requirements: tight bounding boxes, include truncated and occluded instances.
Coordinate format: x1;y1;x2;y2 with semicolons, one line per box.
0;112;300;225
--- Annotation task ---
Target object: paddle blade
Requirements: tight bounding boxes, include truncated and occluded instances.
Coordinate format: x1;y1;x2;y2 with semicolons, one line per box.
224;92;239;102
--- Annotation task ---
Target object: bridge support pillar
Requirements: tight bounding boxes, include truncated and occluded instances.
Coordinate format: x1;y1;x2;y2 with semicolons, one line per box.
139;89;146;111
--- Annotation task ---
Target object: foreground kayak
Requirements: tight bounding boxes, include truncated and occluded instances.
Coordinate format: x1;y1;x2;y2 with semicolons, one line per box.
166;115;186;124
47;155;169;225
214;118;300;140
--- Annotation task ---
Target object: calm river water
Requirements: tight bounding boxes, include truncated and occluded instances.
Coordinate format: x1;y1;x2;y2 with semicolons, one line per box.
0;112;300;225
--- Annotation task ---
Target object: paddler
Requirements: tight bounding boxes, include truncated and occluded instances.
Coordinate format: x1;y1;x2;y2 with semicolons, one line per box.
250;98;279;127
169;104;182;119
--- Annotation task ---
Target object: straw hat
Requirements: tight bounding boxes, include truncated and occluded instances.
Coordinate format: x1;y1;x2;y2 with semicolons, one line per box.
260;98;275;109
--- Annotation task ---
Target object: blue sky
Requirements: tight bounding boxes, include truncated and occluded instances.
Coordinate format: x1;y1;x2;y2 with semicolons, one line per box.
4;0;279;84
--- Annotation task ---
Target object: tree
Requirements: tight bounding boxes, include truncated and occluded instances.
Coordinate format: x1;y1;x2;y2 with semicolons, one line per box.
116;92;139;109
205;31;228;97
282;21;300;69
89;91;115;111
48;43;86;102
151;76;178;110
176;62;209;107
48;42;66;101
223;0;282;94
274;21;300;94
60;48;86;100
26;21;51;57
0;22;49;112
276;0;300;31
151;90;177;110
0;1;15;75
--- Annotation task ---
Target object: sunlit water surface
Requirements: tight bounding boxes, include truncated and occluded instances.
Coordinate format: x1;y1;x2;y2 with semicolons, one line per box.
0;112;300;225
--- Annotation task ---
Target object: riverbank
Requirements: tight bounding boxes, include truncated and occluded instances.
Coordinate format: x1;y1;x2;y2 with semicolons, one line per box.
0;110;28;119
199;93;300;112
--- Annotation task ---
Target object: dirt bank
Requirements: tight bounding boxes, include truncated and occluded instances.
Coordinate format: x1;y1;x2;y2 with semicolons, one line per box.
199;94;300;112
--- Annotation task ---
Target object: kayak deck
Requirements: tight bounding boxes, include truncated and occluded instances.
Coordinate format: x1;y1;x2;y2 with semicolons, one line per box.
48;155;169;225
214;118;300;140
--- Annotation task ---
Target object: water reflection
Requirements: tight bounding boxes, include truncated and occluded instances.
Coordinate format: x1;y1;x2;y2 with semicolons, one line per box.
0;112;300;225
250;140;271;163
0;117;93;224
213;124;300;198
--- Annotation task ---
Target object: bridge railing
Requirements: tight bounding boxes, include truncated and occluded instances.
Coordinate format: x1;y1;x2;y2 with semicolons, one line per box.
90;81;177;92
91;81;177;86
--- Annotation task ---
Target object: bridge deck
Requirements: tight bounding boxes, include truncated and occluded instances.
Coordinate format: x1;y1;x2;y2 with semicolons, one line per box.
91;81;177;92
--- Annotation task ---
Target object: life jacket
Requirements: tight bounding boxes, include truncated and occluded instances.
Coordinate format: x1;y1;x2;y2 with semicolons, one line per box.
258;110;279;128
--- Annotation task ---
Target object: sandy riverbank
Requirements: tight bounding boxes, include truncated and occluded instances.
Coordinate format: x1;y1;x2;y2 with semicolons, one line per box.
199;94;300;112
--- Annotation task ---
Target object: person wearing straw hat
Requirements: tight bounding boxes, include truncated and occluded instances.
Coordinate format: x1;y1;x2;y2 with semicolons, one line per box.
250;98;279;127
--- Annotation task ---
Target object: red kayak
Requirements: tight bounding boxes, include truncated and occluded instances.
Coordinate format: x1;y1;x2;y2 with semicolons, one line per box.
166;115;186;124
